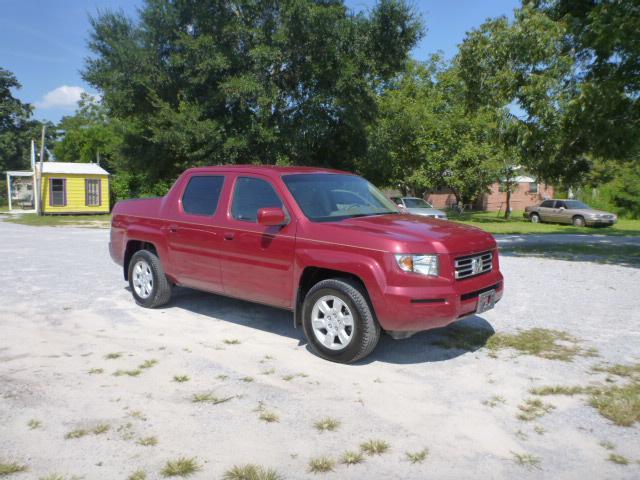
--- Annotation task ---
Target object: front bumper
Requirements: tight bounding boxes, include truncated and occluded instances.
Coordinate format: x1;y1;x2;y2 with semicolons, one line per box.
376;270;504;332
586;218;617;226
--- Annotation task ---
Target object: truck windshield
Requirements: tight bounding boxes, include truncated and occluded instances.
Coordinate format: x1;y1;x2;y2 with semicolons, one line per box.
282;173;399;222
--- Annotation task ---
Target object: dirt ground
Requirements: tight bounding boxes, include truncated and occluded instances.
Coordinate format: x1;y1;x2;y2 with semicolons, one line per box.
1;221;639;479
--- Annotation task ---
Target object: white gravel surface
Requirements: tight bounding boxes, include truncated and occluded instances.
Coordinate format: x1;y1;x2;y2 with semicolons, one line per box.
1;221;639;479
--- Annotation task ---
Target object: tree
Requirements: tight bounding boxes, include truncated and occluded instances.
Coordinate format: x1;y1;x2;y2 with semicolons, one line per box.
0;67;55;173
363;59;502;205
82;0;423;188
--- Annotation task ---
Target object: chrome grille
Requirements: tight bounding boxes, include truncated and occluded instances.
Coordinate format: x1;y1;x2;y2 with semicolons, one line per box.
454;251;493;280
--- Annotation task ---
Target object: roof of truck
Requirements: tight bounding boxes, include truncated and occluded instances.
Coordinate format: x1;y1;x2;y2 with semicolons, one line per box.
182;165;350;176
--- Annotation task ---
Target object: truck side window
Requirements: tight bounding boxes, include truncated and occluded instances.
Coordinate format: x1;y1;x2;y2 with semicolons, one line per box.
182;176;225;216
540;200;554;208
231;177;283;222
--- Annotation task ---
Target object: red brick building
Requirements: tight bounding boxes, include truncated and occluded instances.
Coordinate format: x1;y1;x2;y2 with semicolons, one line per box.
425;176;555;212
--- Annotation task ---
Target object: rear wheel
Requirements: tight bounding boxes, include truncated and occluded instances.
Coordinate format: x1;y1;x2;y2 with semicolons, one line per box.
302;278;380;363
128;250;172;308
530;213;541;224
572;216;586;227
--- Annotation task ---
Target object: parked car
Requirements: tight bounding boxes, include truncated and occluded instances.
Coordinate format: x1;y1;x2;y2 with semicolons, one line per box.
391;197;448;219
524;199;617;227
110;166;503;363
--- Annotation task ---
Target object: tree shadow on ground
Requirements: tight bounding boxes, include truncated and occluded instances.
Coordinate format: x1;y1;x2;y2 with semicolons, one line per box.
167;287;495;365
499;248;640;269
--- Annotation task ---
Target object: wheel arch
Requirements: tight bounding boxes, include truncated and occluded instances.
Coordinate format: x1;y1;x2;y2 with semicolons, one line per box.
124;240;159;281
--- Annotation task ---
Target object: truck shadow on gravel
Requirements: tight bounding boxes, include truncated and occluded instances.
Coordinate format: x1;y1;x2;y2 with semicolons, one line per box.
168;287;495;365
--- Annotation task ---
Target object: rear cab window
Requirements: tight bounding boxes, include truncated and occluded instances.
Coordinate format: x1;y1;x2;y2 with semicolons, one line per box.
181;176;225;216
230;176;284;223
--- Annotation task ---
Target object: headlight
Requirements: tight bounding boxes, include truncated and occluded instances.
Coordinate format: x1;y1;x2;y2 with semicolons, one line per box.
395;254;439;276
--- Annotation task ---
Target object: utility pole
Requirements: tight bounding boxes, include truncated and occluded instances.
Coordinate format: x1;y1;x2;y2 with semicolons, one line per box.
37;125;46;216
31;139;38;213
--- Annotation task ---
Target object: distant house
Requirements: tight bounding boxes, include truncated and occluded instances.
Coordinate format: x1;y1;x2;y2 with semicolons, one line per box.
39;162;110;214
6;162;110;214
426;176;555;212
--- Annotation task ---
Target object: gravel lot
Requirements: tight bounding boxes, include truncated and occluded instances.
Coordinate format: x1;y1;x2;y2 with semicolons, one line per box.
1;220;639;479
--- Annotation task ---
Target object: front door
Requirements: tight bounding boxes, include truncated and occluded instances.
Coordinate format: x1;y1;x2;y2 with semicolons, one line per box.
219;175;296;308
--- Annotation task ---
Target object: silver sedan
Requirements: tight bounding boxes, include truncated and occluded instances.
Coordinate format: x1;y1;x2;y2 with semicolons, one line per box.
391;197;448;219
524;199;617;227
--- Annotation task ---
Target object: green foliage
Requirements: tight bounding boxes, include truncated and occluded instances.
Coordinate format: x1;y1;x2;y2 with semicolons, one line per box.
362;59;504;203
0;67;55;173
82;0;423;187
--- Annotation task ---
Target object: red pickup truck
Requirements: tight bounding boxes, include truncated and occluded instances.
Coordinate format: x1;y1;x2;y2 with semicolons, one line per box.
110;166;503;363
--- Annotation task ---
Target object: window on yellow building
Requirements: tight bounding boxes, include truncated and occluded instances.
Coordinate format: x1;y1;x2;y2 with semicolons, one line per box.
50;178;66;206
86;179;101;206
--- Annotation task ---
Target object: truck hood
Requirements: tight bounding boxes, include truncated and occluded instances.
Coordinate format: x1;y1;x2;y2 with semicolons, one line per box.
334;213;496;254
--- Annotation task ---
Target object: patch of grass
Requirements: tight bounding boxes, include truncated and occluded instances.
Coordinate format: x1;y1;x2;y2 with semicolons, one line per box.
129;410;147;421
28;419;42;429
92;423;110;435
259;410;279;423
307;457;335;474
482;395;506;407
139;359;158;369
261;368;275;375
39;475;67;480
599;441;615;450
192;392;234;404
340;451;364;466
105;352;122;359
173;375;190;383
281;372;308;381
88;368;104;374
449;211;640;236
217;374;229;381
65;428;89;439
128;470;147;480
313;417;340;432
137;436;158;446
161;457;201;477
530;385;589;396
511;451;541;470
4;213;111;228
432;325;493;351
222;464;283;480
607;453;629;465
114;369;142;377
360;439;390;456
517;399;555;421
589;382;640;426
224;339;241;345
241;376;254;383
0;461;28;475
405;448;428;464
487;328;587;361
533;425;546;435
592;363;640;379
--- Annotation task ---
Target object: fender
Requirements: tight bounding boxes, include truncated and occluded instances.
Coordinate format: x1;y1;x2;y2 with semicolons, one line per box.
123;222;174;279
292;246;389;327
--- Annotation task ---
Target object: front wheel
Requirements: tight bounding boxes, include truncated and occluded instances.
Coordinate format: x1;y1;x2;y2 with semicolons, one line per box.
572;216;586;227
302;278;380;363
128;250;172;308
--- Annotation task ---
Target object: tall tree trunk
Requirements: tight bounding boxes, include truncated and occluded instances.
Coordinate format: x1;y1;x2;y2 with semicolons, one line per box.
504;186;511;219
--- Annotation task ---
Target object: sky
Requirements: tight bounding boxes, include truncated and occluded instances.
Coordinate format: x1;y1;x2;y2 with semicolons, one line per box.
1;0;520;123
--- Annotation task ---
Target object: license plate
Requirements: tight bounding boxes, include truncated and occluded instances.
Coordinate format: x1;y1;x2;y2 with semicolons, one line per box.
476;289;496;314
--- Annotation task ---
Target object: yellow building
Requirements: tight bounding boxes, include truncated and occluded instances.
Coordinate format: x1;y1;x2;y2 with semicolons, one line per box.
38;162;110;214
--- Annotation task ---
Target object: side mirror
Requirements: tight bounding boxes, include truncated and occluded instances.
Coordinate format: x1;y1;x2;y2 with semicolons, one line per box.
257;207;287;226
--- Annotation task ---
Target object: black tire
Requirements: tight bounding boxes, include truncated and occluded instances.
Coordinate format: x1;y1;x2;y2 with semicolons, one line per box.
302;278;380;363
530;213;541;224
128;250;172;308
572;215;586;227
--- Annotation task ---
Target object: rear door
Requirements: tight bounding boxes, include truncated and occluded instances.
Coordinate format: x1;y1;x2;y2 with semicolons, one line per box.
551;200;568;223
165;174;226;293
219;175;296;308
537;200;555;221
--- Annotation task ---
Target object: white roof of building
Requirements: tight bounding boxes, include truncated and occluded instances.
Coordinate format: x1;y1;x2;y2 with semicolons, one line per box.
40;162;109;175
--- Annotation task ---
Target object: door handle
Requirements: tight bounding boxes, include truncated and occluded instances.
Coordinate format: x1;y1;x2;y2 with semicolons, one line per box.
224;232;235;241
168;224;178;233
